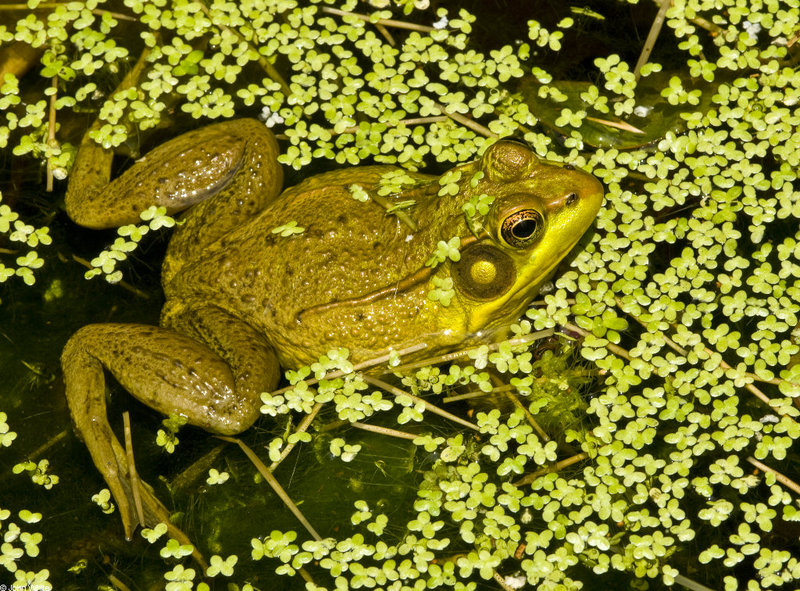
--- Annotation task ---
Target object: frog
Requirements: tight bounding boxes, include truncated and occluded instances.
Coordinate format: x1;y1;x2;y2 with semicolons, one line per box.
61;117;604;545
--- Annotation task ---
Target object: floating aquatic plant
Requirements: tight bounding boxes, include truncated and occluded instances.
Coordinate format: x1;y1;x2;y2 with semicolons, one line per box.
1;0;800;589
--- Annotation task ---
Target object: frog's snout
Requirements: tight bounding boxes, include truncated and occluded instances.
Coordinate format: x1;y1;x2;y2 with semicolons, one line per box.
540;165;605;219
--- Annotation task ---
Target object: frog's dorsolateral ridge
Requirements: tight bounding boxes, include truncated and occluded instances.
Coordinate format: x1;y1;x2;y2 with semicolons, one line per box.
62;118;603;542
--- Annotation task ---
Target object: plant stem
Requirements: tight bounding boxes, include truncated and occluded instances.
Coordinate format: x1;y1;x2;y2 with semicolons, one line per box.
269;403;323;471
122;411;146;530
267;342;429;397
351;422;418;440
746;456;800;496
46;75;57;192
217;435;322;541
321;7;437;33
633;0;671;81
388;329;555;373
513;453;588;487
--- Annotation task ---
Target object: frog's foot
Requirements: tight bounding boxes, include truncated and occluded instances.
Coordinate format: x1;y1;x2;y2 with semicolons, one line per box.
81;418;201;560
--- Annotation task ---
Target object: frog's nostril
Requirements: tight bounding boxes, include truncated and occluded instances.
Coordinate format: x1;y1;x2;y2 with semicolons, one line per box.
565;192;578;206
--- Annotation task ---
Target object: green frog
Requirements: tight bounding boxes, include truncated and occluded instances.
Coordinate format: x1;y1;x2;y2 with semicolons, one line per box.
61;117;603;543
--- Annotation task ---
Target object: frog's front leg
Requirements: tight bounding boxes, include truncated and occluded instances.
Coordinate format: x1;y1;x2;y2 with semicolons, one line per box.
61;306;280;542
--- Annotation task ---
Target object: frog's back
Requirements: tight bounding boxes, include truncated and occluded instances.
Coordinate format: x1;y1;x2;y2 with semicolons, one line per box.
163;166;462;363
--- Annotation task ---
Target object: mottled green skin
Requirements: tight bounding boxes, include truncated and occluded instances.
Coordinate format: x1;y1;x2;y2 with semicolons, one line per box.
61;118;603;540
163;166;461;367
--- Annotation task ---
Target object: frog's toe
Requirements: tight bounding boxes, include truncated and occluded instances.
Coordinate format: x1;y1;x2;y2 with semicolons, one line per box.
98;447;206;567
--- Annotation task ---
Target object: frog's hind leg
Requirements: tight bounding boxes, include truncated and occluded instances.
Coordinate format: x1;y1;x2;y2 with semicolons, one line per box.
160;119;283;283
65;47;283;238
61;306;280;546
67;115;284;283
66;117;282;231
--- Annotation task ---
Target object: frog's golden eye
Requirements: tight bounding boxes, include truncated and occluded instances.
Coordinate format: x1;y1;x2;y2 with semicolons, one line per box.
500;209;542;248
452;243;515;300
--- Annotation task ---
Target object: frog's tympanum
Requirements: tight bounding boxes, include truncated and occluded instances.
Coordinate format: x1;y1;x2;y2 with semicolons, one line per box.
62;118;603;540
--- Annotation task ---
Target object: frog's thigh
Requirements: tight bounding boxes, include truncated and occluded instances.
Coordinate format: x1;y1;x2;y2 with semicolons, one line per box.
66;118;283;230
161;303;283;422
62;316;279;537
64;322;278;437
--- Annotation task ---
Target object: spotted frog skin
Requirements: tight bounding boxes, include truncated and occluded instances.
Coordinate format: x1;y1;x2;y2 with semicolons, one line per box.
61;117;603;541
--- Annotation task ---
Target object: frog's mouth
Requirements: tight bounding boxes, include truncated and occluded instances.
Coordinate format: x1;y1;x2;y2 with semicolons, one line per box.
295;223;584;326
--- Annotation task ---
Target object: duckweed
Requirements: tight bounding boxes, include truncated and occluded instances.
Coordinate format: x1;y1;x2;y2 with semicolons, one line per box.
2;0;800;588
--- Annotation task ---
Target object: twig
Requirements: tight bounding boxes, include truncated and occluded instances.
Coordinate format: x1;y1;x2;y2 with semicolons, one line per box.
443;384;514;403
375;22;396;46
46;76;57;192
363;375;479;431
0;4;135;20
633;0;672;81
107;574;133;591
273;116;449;143
267;342;428;397
703;347;782;409
584;116;645;134
321;7;437;33
297;567;316;585
25;429;67;461
351;422;418;440
435;102;497;138
269;404;323;471
565;322;636;363
672;572;722;591
388;329;555;374
503;390;550;442
217;435;322;541
492;570;516;591
70;254;152;299
688;16;723;36
513;452;588;487
122;411;146;529
746;456;800;496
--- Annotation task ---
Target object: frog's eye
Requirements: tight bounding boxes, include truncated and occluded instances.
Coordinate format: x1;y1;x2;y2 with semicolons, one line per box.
500;209;542;248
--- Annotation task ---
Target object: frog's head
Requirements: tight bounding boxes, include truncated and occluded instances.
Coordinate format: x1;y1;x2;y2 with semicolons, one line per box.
448;137;604;333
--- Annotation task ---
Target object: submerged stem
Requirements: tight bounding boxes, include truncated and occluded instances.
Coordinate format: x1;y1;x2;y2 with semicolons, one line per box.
217;435;322;541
